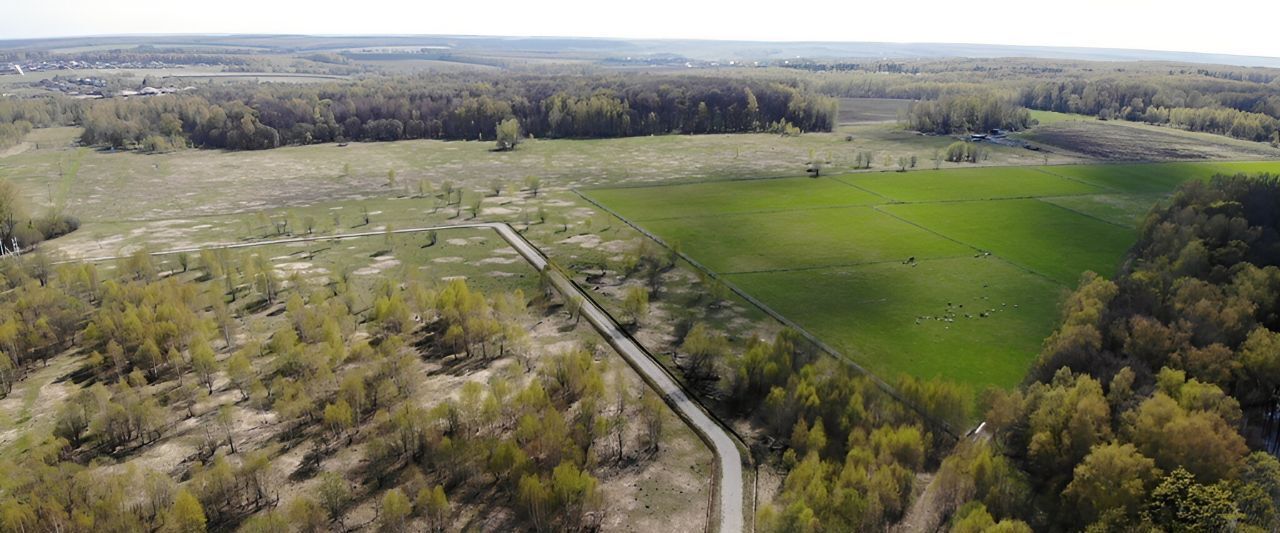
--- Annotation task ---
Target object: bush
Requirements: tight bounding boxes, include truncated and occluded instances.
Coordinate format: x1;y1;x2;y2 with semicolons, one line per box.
944;141;986;163
34;214;80;241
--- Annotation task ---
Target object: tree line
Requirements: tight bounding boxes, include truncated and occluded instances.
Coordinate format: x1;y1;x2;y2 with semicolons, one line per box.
1018;78;1280;142
904;93;1032;134
928;174;1280;531
70;73;837;150
789;58;1280;144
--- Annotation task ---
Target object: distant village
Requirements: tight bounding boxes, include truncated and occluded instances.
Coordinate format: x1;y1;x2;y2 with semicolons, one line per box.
30;75;196;98
3;58;199;75
4;60;199;98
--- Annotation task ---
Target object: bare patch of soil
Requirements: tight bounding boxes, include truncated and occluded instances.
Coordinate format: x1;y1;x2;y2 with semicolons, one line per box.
1025;121;1280;161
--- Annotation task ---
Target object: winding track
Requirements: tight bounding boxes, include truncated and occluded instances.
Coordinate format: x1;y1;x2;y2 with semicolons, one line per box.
69;222;747;533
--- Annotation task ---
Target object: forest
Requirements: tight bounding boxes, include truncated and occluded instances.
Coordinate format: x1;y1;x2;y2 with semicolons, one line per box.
0;240;685;531
802;61;1280;143
925;174;1280;531
72;73;838;150
903;94;1032;134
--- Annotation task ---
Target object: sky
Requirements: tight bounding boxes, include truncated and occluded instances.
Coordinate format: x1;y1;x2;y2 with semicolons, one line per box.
3;0;1279;58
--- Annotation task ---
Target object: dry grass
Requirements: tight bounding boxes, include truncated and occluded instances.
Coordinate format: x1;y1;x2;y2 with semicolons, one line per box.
1022;120;1280;161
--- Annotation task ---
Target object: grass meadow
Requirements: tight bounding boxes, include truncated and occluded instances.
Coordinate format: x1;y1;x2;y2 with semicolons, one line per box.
586;160;1280;394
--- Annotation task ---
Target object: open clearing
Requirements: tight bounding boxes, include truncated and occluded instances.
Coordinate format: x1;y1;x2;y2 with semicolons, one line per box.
1022;119;1280;161
585;160;1280;393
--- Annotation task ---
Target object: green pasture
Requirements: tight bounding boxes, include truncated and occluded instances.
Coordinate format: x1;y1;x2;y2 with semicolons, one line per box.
727;256;1064;390
1036;162;1276;194
584;177;881;221
1039;193;1168;227
882;200;1136;285
638;206;970;273
835;166;1104;202
587;160;1280;394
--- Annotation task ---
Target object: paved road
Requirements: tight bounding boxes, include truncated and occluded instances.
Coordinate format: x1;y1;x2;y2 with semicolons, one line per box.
68;222;747;533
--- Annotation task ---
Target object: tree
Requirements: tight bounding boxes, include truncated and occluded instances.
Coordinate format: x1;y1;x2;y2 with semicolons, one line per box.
607;369;631;462
225;351;255;401
1064;442;1161;525
621;286;649;326
190;340;218;394
550;461;601;531
1127;391;1246;483
378;489;412;533
0;352;15;398
54;390;96;447
323;399;355;438
525;176;541;197
1020;369;1112;480
518;474;551;532
168;489;207;533
317;473;351;522
639;390;664;453
565;295;583;325
495;118;522;151
217;404;237;454
1144;468;1238;532
679;322;728;380
951;502;1032;533
286;497;327;533
418;484;450;532
238;511;288;533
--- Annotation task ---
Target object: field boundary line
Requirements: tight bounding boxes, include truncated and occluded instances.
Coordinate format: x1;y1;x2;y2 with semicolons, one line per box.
575;188;965;441
576;173;817;191
1033;196;1142;230
578;160;1280;196
626;202;885;223
603;193;1115;225
719;255;973;276
871;205;1070;288
825;175;900;202
1030;166;1124;193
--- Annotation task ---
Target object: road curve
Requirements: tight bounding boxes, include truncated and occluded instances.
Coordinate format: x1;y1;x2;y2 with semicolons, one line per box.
64;222;747;533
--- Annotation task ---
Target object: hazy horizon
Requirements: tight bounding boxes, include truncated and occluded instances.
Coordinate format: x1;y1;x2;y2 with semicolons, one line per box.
3;0;1279;58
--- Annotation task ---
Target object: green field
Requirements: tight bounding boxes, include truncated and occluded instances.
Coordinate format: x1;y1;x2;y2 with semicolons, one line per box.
583;177;882;220
1028;110;1093;125
642;206;970;273
727;257;1064;389
837;166;1105;202
586;161;1280;393
882;200;1135;285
